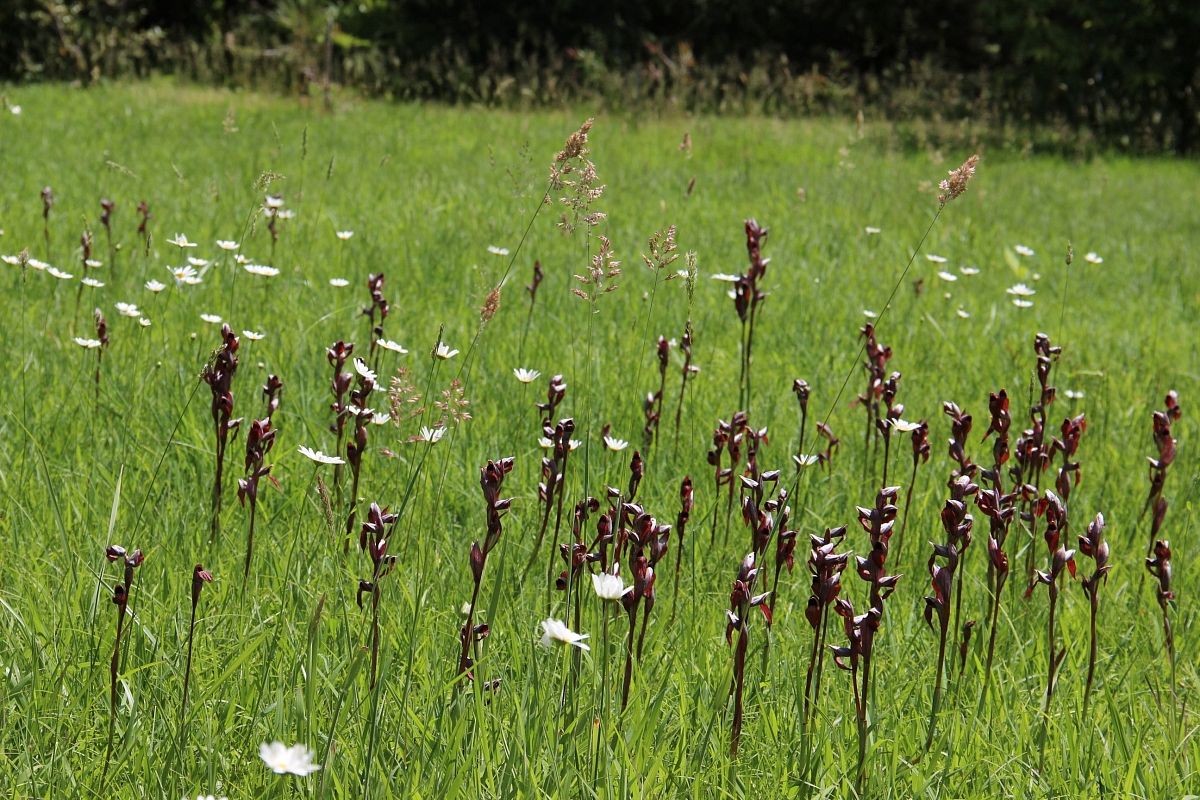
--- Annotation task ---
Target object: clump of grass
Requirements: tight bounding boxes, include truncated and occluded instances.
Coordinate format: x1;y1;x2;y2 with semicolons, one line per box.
237;374;282;578
459;457;515;679
200;325;241;543
1077;512;1109;715
725;551;771;756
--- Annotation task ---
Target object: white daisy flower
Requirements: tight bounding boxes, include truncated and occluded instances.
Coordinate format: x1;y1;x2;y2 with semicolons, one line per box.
115;302;141;317
244;263;280;277
890;419;922;433
258;741;320;776
138;317;152;327
168;233;197;249
74;337;102;349
85;258;103;268
539;618;590;651
925;254;947;264
329;278;350;287
353;357;377;382
27;258;48;270
1;255;19;266
335;230;354;241
1012;299;1034;309
603;435;629;452
216;240;239;251
145;279;166;293
235;254;251;265
376;339;408;354
1014;244;1035;257
372;412;391;426
1084;252;1103;264
487;245;510;256
298;445;344;465
200;313;223;324
1064;389;1085;400
539;437;582;451
959;266;980;276
1006;283;1036;297
185;794;226;800
242;330;265;341
513;367;541;383
276;209;296;220
47;267;74;280
710;273;740;282
187;257;209;268
793;454;819;468
956;308;971;319
592;568;629;601
937;271;958;282
81;277;104;288
435;343;459;360
864;226;881;235
170;265;202;286
264;195;285;209
862;309;878;319
10;106;20;116
346;405;373;417
417;426;446;444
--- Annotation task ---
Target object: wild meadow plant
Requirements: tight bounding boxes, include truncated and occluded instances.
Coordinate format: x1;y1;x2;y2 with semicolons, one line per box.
641;335;670;447
201;325;241;543
344;357;377;544
856;322;892;469
363;272;390;368
670;475;694;621
237;374;282;578
838;486;902;790
1024;490;1076;767
99;197;116;267
179;564;213;743
672;264;701;445
458;457;515;680
729;220;770;414
1015;333;1060;582
1077;512;1109;714
895;420;930;562
802;525;848;733
326;340;354;509
102;544;144;779
978;390;1017;692
923;474;976;750
725;551;770;756
942;401;978;666
40;185;52;258
1141;390;1181;556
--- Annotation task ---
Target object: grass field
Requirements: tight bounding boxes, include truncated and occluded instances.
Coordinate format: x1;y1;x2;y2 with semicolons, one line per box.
0;81;1197;798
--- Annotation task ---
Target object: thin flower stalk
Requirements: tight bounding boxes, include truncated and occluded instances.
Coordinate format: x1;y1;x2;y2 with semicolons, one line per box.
732;219;770;413
201;325;241;543
977;389;1016;692
1141;391;1180;556
1024;491;1076;767
669;476;694;623
519;259;543;360
943;401;978;667
180;564;213;731
1015;333;1060;583
725;552;771;755
363;273;390;368
327;340;354;511
459;458;515;679
1145;540;1176;689
357;502;398;689
237;375;282;578
1077;512;1109;715
895;420;930;563
838;485;902;792
102;545;144;781
344;362;376;548
673;318;700;443
802;526;848;733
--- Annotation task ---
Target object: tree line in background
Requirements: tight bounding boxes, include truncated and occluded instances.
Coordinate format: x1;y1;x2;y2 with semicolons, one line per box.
2;0;1196;154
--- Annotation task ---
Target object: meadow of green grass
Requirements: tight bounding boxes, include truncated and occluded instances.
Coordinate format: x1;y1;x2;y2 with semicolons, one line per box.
0;81;1197;798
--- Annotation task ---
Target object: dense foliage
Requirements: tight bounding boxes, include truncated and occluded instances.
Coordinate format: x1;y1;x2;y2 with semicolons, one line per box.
1;0;1196;153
